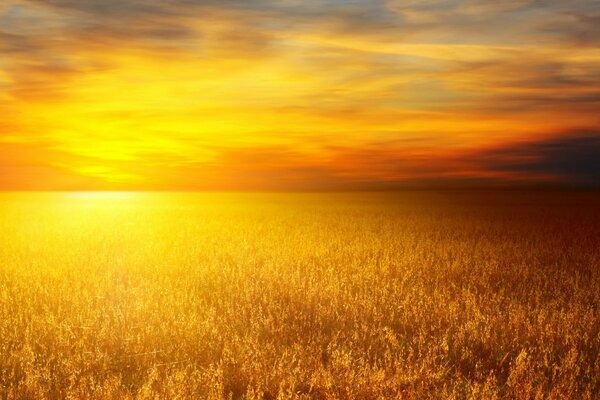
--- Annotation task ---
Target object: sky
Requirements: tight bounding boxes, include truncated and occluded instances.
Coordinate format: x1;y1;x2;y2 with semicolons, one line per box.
1;0;599;190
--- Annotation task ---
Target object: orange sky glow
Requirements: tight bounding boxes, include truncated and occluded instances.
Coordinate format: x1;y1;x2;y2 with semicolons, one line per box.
1;0;599;190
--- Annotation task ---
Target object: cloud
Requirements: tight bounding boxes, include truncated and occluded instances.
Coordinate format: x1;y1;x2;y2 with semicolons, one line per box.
2;128;599;190
0;140;114;190
472;130;600;186
387;0;535;23
180;131;600;190
2;0;600;190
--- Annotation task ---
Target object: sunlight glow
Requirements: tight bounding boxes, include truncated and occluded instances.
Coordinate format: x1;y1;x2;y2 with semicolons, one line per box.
65;191;141;201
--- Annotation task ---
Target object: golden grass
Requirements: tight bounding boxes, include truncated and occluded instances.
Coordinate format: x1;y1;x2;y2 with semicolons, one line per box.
0;191;598;399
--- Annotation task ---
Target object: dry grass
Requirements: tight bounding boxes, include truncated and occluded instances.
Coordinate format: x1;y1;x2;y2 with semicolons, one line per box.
0;191;598;399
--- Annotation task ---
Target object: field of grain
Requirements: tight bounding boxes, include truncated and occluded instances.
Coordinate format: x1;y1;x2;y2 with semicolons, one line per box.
0;191;598;399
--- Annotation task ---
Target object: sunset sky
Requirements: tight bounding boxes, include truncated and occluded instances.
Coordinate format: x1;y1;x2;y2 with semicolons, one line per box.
1;0;599;190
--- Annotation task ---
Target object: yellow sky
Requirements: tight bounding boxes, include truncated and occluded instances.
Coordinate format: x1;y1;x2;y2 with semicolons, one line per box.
1;0;599;189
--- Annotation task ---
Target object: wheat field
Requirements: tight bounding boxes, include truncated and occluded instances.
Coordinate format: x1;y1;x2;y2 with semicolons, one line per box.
0;191;598;399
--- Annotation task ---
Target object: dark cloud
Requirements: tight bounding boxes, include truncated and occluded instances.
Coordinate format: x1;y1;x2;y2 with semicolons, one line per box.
0;31;44;55
474;130;600;186
439;56;600;114
542;11;600;47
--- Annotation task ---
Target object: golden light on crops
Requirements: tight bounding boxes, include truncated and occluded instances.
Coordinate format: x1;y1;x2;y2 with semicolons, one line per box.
1;191;599;398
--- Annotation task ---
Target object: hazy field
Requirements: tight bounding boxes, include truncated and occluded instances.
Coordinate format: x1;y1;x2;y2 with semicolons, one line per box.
0;191;598;399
